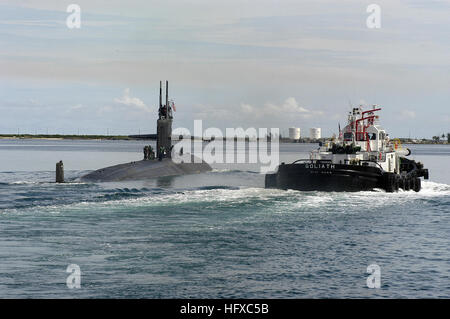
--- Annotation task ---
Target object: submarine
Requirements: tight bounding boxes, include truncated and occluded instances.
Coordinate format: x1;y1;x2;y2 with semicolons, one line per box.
265;105;429;192
80;81;211;182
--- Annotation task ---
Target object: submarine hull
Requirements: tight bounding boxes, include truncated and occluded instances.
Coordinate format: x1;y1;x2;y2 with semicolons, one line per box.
80;155;211;182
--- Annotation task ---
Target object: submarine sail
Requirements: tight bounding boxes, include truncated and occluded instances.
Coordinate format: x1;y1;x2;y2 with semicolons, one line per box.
80;82;211;182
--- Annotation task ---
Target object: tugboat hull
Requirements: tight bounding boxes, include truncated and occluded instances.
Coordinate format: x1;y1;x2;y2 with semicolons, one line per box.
265;159;429;192
265;162;383;192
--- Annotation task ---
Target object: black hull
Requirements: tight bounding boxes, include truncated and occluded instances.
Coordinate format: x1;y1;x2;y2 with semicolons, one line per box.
265;159;428;192
266;162;382;192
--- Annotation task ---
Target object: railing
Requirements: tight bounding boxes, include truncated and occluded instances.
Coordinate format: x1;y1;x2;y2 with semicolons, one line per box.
359;160;384;170
291;159;332;164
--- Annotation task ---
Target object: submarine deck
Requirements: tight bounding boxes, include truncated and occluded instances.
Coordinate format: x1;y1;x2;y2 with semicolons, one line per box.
80;156;211;182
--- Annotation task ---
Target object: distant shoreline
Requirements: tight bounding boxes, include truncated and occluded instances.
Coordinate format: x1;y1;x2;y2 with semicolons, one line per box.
0;134;133;141
0;134;448;145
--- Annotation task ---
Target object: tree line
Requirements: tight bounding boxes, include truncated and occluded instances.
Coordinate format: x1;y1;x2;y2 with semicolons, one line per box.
431;133;450;143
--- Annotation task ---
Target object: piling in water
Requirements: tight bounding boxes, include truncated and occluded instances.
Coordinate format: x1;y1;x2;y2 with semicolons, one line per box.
56;160;64;183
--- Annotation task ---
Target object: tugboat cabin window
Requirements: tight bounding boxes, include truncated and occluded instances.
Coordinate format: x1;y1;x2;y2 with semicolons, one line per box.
343;132;353;141
356;132;365;141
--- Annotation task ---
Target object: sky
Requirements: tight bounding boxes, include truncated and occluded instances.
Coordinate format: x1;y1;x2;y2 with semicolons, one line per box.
0;0;449;138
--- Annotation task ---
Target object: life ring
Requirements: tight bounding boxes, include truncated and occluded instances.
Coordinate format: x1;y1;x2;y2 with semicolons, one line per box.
393;138;401;150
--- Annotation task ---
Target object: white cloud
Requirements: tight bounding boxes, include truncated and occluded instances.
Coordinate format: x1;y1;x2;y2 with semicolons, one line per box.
70;104;84;110
241;97;323;119
191;97;324;129
401;110;416;119
114;88;149;112
263;97;310;115
241;103;253;113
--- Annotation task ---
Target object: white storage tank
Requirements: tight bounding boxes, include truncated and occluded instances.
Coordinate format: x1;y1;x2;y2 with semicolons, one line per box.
289;127;301;140
309;128;321;139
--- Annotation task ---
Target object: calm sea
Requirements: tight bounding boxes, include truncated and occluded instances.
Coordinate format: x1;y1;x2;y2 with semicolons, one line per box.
0;139;449;298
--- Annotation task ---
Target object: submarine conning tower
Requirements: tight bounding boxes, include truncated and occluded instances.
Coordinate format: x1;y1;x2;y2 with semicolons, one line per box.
157;80;173;159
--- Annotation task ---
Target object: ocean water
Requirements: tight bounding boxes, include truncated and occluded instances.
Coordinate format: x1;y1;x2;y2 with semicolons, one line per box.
0;139;449;298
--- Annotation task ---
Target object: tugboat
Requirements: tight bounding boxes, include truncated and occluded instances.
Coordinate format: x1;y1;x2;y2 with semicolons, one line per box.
265;105;429;192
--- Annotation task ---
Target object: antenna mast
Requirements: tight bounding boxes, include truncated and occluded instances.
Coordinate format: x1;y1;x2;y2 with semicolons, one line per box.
166;81;169;118
159;81;162;109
